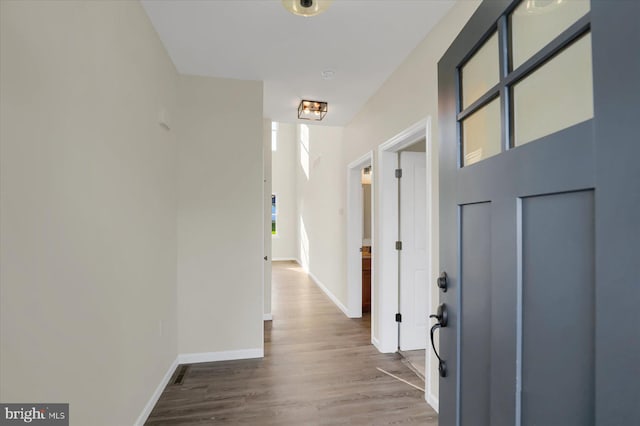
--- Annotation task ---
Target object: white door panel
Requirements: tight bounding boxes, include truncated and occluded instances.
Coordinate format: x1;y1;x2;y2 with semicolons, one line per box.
399;151;428;351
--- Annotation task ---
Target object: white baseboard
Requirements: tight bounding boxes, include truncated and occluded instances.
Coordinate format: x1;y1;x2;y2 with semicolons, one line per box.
307;271;350;318
263;313;273;321
371;336;397;353
426;392;439;413
177;348;264;364
272;257;298;262
134;357;179;426
374;337;397;353
372;336;382;352
348;308;362;318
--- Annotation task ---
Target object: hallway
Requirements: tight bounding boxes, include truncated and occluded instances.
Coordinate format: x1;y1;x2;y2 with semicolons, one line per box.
146;261;436;425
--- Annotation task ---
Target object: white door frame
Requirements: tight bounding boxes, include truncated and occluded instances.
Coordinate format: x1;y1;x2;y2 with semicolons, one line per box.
377;117;437;409
263;120;272;325
346;151;374;324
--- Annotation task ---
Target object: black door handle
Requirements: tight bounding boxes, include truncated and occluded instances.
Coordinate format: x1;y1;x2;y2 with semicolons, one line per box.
429;303;448;377
429;303;448;327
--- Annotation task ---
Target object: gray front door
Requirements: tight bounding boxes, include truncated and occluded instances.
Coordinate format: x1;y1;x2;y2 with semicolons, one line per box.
437;1;639;425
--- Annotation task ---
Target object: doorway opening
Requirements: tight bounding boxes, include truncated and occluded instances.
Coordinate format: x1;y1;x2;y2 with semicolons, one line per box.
377;118;438;411
346;151;375;340
361;165;373;315
396;140;427;381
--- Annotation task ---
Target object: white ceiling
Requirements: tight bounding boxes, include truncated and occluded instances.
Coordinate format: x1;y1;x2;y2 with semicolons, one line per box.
141;0;455;126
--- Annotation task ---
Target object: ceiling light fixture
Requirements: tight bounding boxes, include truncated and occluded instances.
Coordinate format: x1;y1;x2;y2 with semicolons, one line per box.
298;100;328;121
282;0;333;17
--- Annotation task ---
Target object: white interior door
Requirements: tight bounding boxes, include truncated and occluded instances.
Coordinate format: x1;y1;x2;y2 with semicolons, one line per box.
399;151;428;350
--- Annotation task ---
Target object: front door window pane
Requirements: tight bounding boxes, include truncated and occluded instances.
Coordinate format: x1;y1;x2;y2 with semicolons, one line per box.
461;32;500;109
513;33;593;146
462;98;501;166
511;0;590;70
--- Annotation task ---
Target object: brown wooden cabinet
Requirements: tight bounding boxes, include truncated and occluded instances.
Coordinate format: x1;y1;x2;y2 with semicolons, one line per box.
362;255;371;313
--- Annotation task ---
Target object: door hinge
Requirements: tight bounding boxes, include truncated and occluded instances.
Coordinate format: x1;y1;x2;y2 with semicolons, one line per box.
395;168;402;178
395;313;402;323
395;241;402;250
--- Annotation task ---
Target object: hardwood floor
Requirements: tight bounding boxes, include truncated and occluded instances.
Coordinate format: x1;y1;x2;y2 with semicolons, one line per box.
146;261;437;425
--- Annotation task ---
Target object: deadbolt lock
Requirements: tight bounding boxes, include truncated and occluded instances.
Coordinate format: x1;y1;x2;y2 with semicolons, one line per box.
437;271;448;292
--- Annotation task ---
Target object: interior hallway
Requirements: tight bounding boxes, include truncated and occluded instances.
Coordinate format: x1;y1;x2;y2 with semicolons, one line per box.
146;261;436;425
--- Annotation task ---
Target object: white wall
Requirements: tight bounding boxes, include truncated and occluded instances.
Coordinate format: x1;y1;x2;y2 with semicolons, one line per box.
271;123;297;260
0;1;178;424
296;124;346;304
176;75;264;355
341;0;481;406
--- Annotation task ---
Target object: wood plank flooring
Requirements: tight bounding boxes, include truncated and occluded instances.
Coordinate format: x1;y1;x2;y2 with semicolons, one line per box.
146;261;437;425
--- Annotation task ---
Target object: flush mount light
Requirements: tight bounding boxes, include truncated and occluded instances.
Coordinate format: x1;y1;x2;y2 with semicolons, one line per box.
298;100;328;121
282;0;333;17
